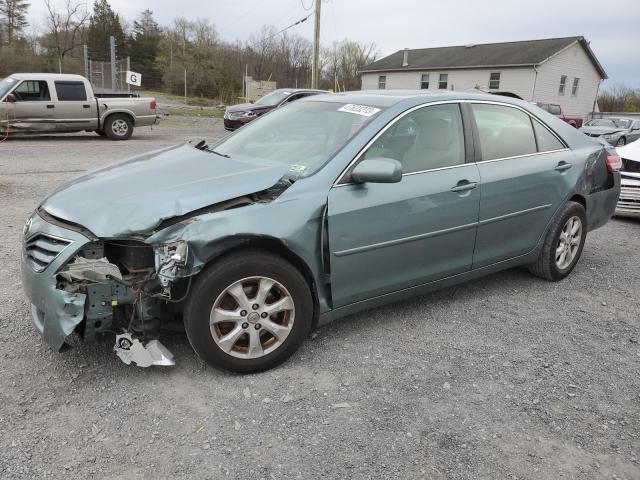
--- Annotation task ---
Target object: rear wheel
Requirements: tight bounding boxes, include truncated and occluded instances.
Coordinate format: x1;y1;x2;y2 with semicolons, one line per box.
184;250;313;373
104;114;133;140
616;137;626;147
528;201;587;281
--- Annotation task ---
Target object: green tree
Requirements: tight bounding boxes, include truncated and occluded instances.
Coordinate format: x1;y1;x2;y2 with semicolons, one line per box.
0;0;30;45
87;0;125;61
128;9;162;88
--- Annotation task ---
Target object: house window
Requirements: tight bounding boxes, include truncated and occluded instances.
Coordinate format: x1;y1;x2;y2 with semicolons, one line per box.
572;78;580;96
378;75;386;89
420;74;429;89
559;75;567;95
489;72;500;90
438;73;448;89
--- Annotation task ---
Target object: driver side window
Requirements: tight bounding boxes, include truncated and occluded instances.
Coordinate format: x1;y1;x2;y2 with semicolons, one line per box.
363;103;465;173
13;80;50;102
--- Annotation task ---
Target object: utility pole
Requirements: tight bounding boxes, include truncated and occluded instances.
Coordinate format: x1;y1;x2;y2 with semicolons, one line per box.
311;0;321;89
83;45;89;79
184;68;187;105
110;36;117;93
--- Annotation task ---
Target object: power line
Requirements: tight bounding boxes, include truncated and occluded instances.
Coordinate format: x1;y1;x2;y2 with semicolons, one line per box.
264;12;313;41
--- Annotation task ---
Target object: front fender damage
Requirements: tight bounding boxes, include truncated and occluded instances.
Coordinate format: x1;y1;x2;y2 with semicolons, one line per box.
51;176;295;367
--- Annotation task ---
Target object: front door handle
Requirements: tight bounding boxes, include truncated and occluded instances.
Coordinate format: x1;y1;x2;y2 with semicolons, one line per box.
46;105;55;109
82;104;90;109
450;180;478;193
555;161;572;172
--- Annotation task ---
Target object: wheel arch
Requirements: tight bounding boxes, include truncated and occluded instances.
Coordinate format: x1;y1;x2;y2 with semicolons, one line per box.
101;110;135;129
569;193;586;212
197;235;321;330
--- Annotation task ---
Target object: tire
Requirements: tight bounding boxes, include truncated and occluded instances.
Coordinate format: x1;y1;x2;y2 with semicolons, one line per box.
528;201;587;281
95;130;106;137
616;137;626;147
184;249;313;373
104;114;133;140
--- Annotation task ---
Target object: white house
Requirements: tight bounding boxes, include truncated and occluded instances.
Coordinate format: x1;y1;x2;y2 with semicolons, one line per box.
360;37;607;117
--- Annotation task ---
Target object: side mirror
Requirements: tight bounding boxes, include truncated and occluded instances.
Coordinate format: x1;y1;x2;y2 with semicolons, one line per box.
4;93;16;103
351;158;402;184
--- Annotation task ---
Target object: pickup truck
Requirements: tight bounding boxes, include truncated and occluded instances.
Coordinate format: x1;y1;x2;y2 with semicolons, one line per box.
535;102;583;128
0;73;158;140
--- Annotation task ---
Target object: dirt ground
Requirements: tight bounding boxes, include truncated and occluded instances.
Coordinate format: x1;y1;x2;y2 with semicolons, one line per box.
1;118;639;479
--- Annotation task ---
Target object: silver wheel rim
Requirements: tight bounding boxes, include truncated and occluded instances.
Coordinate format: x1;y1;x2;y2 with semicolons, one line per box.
616;138;625;146
209;276;295;359
112;119;129;136
556;215;582;270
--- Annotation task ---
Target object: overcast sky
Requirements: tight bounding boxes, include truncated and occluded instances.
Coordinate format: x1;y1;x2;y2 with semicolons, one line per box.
30;0;640;88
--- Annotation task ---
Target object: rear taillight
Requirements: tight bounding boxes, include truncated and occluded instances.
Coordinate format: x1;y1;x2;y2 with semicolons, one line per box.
605;154;622;173
150;100;157;110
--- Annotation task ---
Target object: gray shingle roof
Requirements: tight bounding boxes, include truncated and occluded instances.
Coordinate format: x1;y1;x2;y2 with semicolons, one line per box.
361;36;607;79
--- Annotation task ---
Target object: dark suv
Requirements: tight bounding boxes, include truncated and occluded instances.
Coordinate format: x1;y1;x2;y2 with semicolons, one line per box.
223;88;326;131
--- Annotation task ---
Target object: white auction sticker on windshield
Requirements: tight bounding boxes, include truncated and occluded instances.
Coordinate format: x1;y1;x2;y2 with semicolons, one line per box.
338;104;381;117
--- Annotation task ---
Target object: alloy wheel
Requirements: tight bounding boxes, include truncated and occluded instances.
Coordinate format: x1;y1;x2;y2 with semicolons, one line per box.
209;276;295;359
555;215;582;270
112;119;129;136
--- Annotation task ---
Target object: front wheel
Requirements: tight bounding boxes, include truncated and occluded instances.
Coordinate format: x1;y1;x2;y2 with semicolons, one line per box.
184;250;313;373
616;137;626;147
104;114;133;140
528;201;587;281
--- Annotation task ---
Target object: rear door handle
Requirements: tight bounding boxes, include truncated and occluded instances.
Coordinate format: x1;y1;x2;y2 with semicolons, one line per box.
46;105;55;109
555;161;572;172
450;180;478;193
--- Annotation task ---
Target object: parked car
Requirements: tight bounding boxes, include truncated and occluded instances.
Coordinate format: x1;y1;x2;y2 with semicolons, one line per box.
615;139;640;218
579;117;640;147
21;90;621;373
223;88;326;131
0;73;158;140
534;102;583;128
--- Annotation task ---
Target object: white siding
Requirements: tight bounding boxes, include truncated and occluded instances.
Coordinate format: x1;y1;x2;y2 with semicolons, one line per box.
532;42;602;117
361;67;536;100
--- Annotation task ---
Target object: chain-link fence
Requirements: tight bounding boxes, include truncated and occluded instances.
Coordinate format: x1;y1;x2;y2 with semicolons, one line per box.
87;58;129;94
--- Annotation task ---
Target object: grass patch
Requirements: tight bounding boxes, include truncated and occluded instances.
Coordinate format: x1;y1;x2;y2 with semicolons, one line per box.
142;90;224;107
164;107;224;118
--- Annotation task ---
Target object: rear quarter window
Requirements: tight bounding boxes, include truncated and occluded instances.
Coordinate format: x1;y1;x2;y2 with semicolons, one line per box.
54;81;87;101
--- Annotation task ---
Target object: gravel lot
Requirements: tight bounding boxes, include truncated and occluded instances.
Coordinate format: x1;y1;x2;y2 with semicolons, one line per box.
1;118;639;480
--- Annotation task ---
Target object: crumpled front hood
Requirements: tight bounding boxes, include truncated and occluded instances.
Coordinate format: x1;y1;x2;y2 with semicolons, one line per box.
580;126;625;136
41;144;288;238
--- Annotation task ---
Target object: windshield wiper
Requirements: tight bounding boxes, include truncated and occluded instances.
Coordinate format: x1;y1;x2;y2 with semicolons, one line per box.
208;148;230;158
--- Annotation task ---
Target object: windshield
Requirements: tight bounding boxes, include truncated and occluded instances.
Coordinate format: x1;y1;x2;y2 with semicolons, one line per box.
254;90;291;107
612;118;632;128
211;101;384;177
586;118;632;128
0;77;17;99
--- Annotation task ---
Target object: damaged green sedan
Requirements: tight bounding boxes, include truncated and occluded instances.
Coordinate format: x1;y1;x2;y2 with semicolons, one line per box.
21;91;621;372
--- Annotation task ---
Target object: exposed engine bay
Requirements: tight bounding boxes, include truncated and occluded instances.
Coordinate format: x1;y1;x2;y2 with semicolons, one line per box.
55;239;189;366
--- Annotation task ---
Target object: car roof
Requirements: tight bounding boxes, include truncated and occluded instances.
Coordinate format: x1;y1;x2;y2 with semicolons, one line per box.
272;88;327;94
8;73;87;81
304;89;529;108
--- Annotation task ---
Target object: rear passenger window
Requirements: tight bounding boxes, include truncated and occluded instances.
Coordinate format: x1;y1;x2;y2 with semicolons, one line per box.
364;103;465;173
54;81;87;101
472;104;536;160
532;119;564;152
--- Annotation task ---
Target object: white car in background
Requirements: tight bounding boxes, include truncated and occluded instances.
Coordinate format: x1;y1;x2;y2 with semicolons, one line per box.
616;139;640;218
